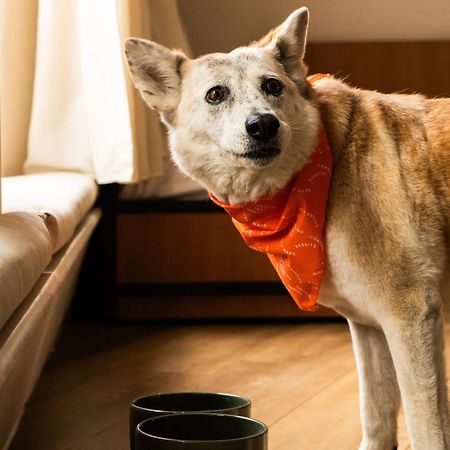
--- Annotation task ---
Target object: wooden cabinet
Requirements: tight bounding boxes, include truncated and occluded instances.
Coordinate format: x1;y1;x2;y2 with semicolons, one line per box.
114;201;337;320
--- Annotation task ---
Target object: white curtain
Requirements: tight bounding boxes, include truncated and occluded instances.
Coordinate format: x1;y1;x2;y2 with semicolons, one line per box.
26;0;135;183
9;0;192;185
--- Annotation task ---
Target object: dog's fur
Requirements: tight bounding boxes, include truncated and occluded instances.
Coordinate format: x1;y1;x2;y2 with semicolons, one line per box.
125;8;450;449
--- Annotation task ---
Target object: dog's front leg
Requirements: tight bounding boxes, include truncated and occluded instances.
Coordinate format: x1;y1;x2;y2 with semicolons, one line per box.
382;288;450;450
348;320;400;450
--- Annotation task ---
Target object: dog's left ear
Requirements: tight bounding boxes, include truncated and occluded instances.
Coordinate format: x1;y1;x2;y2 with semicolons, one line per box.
256;7;309;80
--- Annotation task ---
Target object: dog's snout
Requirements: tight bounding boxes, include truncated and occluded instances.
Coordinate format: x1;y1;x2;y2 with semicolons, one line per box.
245;114;280;141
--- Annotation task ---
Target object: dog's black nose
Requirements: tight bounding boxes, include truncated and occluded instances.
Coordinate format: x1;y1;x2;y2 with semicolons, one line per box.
245;114;280;141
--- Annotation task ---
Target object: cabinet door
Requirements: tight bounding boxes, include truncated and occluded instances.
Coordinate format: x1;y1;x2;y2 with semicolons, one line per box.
117;213;279;283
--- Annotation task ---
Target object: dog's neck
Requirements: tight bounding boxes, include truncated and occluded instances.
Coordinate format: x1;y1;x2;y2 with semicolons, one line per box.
312;76;355;161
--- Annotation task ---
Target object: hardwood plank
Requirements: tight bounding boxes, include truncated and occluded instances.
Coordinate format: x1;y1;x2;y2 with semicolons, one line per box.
397;408;410;450
269;371;360;450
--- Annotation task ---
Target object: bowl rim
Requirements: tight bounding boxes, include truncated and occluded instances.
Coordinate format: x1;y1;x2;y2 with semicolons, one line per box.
130;392;252;414
136;412;268;444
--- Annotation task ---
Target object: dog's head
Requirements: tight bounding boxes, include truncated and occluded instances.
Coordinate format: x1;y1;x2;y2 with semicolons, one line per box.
124;7;320;204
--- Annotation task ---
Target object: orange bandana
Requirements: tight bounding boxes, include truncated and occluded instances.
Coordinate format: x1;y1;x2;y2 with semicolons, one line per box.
210;77;332;311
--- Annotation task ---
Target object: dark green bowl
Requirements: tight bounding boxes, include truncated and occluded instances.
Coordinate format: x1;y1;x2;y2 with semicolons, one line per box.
130;392;252;449
135;413;268;450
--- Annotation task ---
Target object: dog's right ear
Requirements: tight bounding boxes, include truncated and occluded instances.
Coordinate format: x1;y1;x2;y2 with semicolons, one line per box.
124;38;187;113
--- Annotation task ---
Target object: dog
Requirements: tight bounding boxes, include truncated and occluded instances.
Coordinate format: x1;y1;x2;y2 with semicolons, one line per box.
124;7;450;449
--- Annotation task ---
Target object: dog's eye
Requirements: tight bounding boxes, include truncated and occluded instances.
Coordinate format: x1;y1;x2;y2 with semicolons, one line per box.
262;78;282;96
205;86;226;104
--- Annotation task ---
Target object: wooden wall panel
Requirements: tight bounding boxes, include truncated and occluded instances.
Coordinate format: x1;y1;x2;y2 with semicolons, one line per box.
307;42;450;98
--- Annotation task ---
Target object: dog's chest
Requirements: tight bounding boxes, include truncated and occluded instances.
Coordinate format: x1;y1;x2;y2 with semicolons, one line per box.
317;224;380;327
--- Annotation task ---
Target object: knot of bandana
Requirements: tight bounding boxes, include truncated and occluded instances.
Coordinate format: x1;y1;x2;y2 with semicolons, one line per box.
209;75;333;311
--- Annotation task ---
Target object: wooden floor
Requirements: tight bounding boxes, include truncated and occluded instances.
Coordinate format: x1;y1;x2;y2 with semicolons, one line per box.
10;318;424;450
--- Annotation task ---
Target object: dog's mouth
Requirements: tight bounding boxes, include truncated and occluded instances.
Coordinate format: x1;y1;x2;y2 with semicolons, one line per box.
236;146;281;164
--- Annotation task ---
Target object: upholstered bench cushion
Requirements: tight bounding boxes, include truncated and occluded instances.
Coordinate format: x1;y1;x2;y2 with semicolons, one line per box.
0;212;52;329
2;172;98;253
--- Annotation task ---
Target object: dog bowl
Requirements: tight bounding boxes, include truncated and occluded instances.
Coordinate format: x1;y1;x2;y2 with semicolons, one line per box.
130;392;251;449
135;413;268;450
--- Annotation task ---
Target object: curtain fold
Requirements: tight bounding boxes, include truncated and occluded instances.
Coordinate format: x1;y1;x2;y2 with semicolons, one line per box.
0;0;39;180
119;0;194;186
19;0;192;184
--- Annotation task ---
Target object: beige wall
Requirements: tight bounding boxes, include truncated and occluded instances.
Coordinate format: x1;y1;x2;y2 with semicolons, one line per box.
177;0;450;56
0;0;38;177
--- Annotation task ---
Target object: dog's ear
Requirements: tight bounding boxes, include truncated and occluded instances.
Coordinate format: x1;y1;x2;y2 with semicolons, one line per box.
256;7;309;80
124;38;187;113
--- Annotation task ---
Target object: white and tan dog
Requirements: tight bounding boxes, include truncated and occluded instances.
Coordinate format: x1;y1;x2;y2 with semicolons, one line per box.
125;8;450;449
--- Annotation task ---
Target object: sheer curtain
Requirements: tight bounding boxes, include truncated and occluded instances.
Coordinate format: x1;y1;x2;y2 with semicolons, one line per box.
0;0;39;182
1;0;191;186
